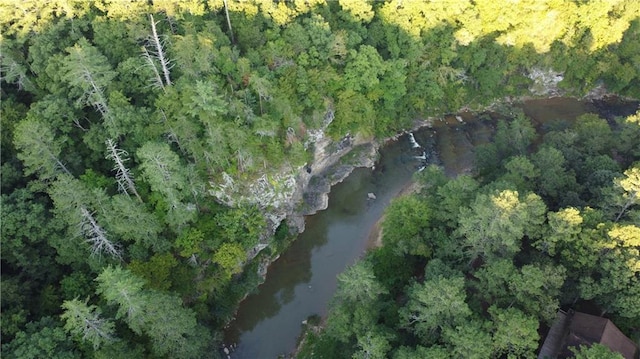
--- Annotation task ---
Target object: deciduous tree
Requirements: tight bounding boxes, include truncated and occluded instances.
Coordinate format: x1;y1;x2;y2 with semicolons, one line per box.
1;189;61;279
400;276;471;339
442;320;492;359
494;112;536;158
489;306;539;358
212;242;245;279
475;259;566;322
433;174;479;228
536;207;583;255
353;328;392;359
615;111;640;163
574;114;613;155
393;345;450;359
571;343;625;359
457;190;546;261
1;317;78;359
382;196;431;257
612;166;639;222
532;146;580;205
325;262;387;343
501;155;539;192
578;240;640;319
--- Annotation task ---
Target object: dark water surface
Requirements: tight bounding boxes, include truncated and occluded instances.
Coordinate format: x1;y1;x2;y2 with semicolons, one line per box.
223;97;637;358
224;132;419;358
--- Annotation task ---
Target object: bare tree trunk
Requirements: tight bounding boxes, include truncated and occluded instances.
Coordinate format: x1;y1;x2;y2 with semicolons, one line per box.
149;14;172;86
80;206;121;260
53;155;72;176
223;0;235;44
615;191;637;222
105;139;143;202
141;47;165;91
80;68;115;131
36;135;72;177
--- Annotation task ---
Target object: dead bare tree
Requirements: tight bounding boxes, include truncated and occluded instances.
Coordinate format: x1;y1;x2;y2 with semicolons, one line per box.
147;14;173;87
80;206;121;260
105;139;142;202
223;0;235;43
141;47;165;91
78;66;114;128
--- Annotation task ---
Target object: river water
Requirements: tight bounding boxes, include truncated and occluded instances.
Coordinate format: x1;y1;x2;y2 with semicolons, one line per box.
224;130;421;358
223;97;638;358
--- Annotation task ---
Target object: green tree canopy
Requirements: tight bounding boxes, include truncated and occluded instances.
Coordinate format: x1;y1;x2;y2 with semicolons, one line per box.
382;196;432;257
457;189;546;261
400;276;471;339
60;297;116;350
571;343;625;359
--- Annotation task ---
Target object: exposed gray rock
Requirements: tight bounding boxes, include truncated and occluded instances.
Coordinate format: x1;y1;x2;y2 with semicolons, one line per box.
527;67;564;96
287;137;379;233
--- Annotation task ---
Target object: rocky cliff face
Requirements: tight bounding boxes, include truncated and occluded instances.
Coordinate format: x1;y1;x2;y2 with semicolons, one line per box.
209;109;380;264
289;132;379;231
528;67;564;96
212;76;627;276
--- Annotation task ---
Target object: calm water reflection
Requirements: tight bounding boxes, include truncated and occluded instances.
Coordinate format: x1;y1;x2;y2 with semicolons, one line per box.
225;134;419;358
223;97;637;358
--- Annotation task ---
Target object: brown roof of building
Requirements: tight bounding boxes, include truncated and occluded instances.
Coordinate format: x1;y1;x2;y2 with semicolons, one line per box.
569;312;639;359
539;311;639;359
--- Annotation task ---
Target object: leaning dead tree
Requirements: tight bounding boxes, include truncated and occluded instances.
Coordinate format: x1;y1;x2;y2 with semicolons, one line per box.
145;14;173;88
223;0;235;43
80;206;122;260
62;39;117;133
105;139;142;202
0;51;33;91
141;47;165;91
79;66;114;127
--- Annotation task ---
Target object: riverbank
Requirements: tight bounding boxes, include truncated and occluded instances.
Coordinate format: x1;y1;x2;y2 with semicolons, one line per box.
227;89;636;358
223;127;420;358
366;180;423;250
257;86;628;272
292;95;640;359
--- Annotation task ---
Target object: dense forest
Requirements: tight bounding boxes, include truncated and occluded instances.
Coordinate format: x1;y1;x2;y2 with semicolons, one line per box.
1;0;639;358
298;109;640;358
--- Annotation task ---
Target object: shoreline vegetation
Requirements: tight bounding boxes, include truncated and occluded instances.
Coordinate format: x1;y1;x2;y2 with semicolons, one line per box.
366;180;423;250
222;93;609;348
2;1;639;358
295;102;640;358
274;93;640;359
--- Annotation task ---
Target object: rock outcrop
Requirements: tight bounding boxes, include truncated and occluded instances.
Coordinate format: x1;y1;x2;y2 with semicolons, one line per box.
209;109;380;266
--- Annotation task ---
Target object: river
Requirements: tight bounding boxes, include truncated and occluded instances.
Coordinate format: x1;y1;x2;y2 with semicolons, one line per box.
223;97;638;358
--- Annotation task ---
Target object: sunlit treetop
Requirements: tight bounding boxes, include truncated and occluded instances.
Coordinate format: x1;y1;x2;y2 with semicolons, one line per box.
378;0;639;52
2;0;638;52
0;0;91;40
